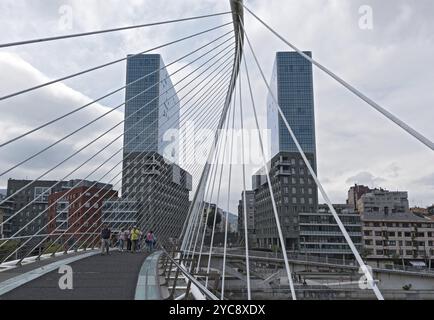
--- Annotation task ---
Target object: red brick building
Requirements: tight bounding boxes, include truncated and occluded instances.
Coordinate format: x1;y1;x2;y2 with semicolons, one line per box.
47;184;117;246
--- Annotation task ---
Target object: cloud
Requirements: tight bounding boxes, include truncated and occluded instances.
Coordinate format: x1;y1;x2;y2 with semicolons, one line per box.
345;171;386;187
0;52;124;186
415;173;434;189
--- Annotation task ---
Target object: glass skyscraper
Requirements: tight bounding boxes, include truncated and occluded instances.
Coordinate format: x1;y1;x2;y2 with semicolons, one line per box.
121;54;192;241
123;54;179;157
268;51;317;158
253;51;318;251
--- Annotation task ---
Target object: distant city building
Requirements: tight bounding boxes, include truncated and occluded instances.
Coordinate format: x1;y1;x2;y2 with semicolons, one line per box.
427;205;434;215
226;212;238;233
218;211;238;234
361;211;434;267
102;198;138;233
202;202;224;233
238;190;256;246
122;54;191;242
0;194;13;238
6;179;67;237
47;183;117;245
122;54;179;158
357;189;409;214
299;204;363;262
347;184;372;211
253;51;318;251
410;207;429;218
123;153;192;241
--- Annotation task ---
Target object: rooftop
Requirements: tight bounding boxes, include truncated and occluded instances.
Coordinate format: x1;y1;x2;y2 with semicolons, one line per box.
361;211;432;223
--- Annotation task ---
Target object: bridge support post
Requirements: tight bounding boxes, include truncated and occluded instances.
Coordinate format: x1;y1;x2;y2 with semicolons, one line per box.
165;251;176;280
184;278;192;300
170;254;183;299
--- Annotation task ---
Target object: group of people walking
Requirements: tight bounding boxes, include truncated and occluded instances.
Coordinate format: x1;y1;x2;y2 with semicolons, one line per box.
100;224;157;255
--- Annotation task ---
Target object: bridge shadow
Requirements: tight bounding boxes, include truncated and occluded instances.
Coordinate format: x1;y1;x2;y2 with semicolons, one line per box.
0;250;149;300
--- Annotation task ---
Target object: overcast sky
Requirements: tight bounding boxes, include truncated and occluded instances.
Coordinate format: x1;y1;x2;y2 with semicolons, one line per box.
0;0;433;214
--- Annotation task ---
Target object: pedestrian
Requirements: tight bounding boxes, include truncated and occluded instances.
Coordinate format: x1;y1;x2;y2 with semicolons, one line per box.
126;227;132;251
101;224;111;256
146;231;156;252
119;228;126;251
130;226;141;253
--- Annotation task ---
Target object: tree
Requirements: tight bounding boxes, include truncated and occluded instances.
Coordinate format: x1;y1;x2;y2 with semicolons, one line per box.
206;208;222;229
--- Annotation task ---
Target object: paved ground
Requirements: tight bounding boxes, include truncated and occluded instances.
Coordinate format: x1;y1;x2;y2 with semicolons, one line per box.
1;251;149;300
0;251;92;284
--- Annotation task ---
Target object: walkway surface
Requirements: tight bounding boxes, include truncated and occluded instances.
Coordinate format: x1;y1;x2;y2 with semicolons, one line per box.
0;250;149;300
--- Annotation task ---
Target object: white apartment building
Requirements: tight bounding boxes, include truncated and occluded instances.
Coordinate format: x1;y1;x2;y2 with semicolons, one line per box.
357;189;409;214
361;211;434;268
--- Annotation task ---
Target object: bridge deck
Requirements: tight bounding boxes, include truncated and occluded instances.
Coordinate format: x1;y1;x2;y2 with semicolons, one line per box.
0;251;149;300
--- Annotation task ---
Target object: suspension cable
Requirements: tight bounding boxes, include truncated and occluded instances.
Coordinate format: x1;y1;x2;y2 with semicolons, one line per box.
0;31;234;148
0;22;232;101
241;19;384;300
0;12;231;48
240;28;296;300
240;2;433;151
0;52;234;254
15;56;234;262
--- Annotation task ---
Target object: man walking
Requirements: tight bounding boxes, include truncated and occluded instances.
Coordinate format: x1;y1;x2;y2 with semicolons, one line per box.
101;224;111;256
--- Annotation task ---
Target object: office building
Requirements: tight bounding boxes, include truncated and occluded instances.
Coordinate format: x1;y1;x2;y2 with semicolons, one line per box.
254;51;318;250
102;198;138;233
122;54;179;158
0;194;13;238
5;179;67;237
299;204;363;262
47;181;117;245
122;54;191;242
123;153;192;241
238;191;256;246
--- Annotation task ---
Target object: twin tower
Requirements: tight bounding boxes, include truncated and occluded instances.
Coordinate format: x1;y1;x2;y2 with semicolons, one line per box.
121;52;318;247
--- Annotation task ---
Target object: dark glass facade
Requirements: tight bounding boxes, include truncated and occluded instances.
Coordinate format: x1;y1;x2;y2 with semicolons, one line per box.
121;54;191;241
268;51;317;157
123;54;179;156
253;52;318;251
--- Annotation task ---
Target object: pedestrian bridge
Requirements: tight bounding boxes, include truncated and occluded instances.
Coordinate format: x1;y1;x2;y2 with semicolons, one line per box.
0;0;433;301
1;247;434;301
0;249;164;300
